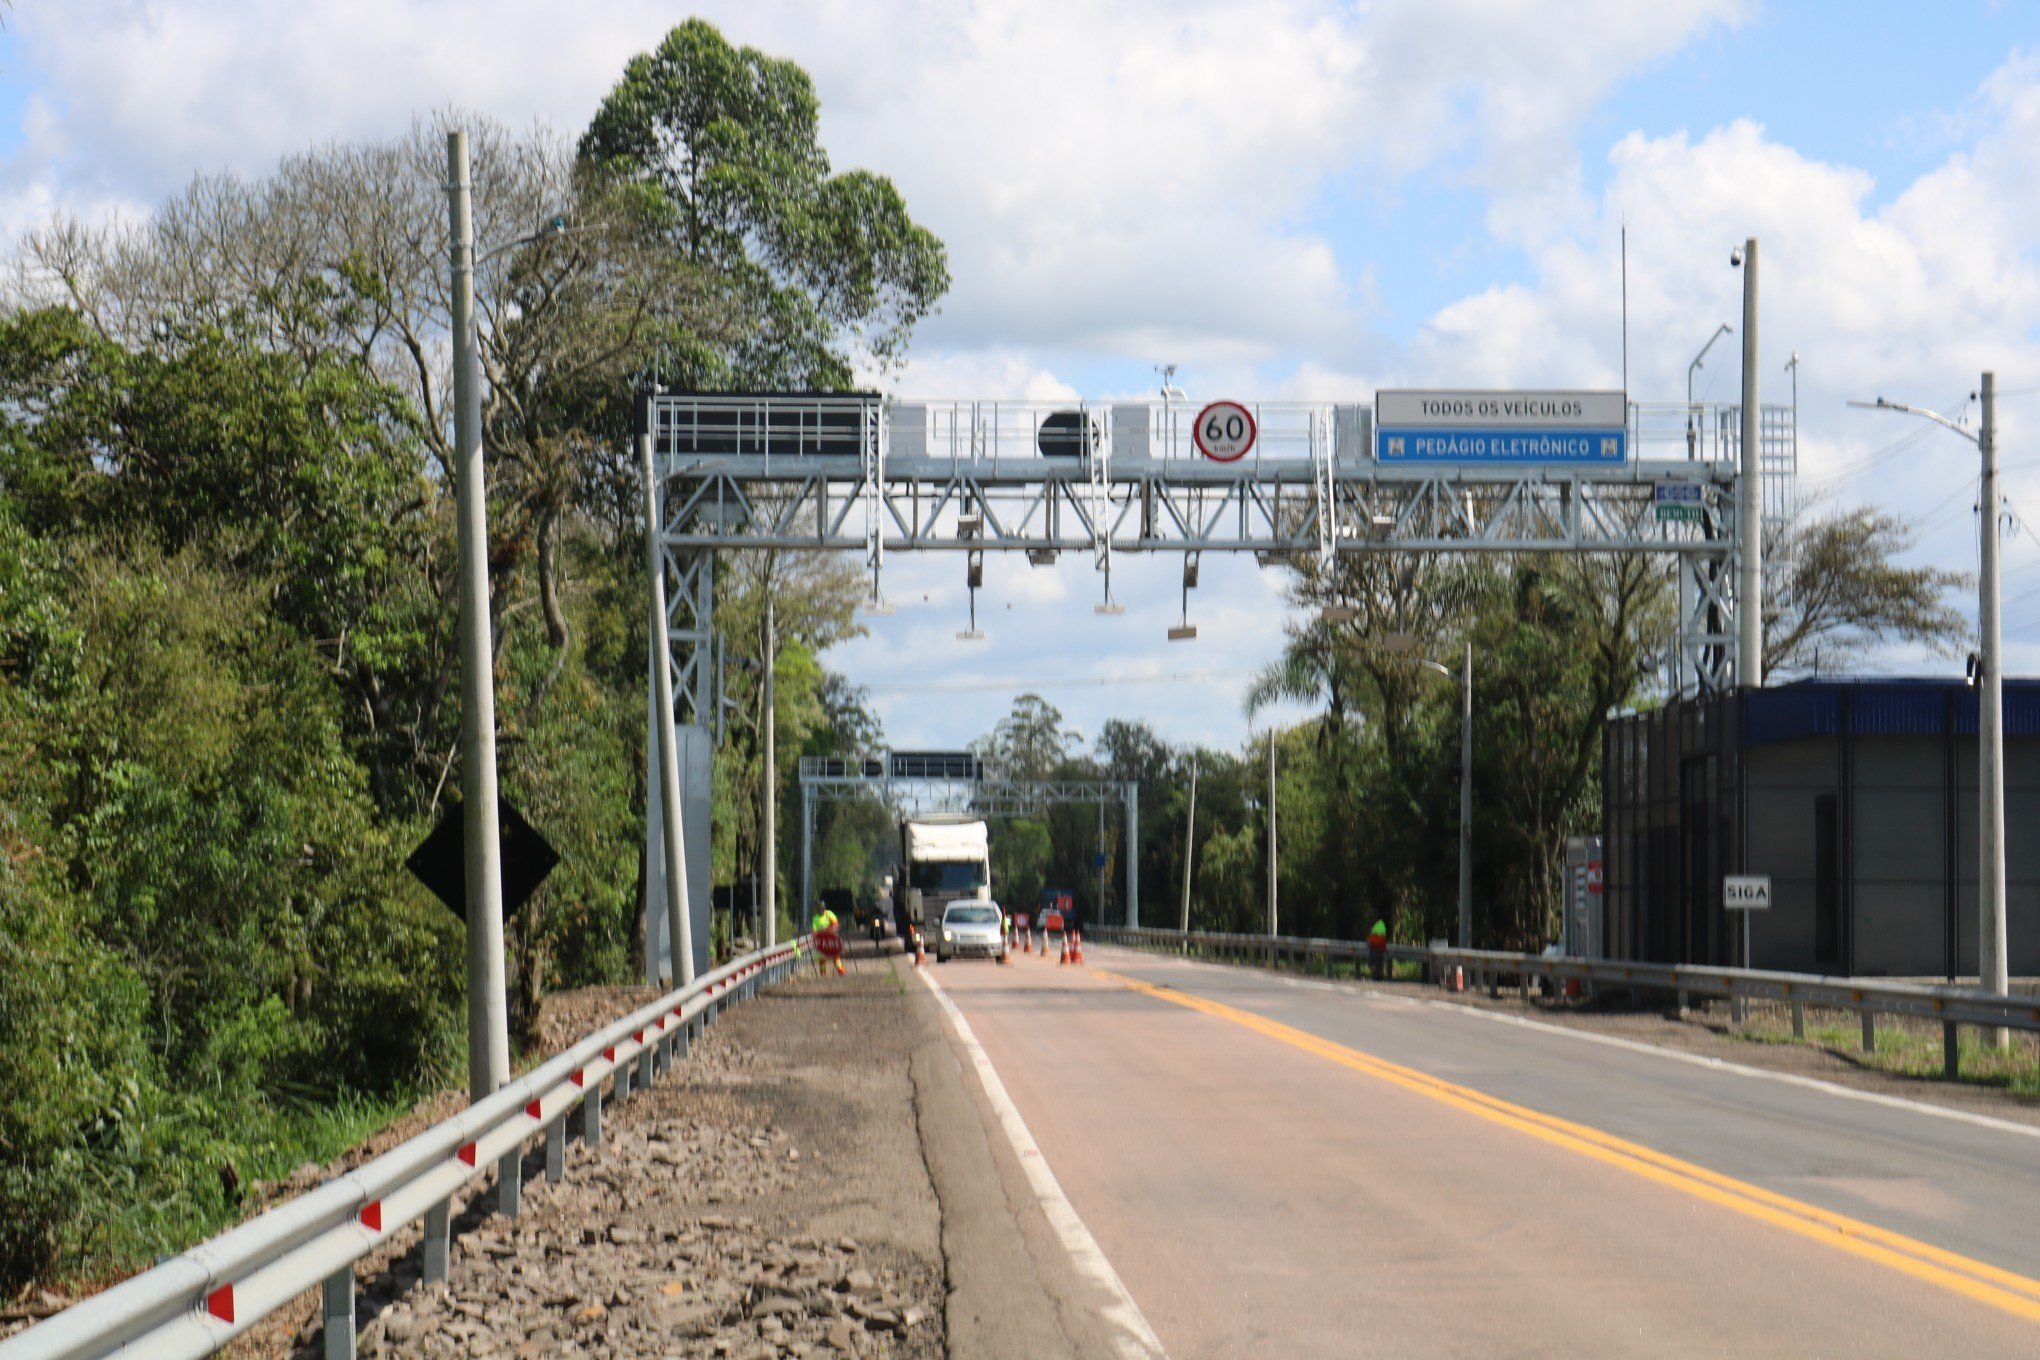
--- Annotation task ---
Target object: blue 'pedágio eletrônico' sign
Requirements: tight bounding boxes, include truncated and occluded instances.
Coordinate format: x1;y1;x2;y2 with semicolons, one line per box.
1376;428;1626;464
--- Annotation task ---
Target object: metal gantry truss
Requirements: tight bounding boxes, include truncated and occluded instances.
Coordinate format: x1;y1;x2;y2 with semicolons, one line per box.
794;755;1140;927
643;392;1793;930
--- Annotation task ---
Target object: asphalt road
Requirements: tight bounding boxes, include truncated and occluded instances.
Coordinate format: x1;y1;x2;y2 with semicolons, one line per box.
923;944;2040;1358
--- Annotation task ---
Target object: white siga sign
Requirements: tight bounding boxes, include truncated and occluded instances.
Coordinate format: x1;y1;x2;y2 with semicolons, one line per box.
1724;875;1772;911
1377;390;1627;430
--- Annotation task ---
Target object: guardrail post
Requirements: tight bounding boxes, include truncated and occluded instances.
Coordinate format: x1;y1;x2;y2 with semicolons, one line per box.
1677;987;1689;1012
615;1058;632;1103
422;1199;451;1283
497;1149;520;1218
323;1265;356;1360
638;1048;654;1092
1791;1001;1805;1039
583;1084;603;1150
546;1117;566;1184
1861;1011;1877;1053
1944;1022;1960;1078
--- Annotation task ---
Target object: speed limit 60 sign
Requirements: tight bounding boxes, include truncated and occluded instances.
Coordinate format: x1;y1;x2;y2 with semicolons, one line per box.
1194;401;1257;462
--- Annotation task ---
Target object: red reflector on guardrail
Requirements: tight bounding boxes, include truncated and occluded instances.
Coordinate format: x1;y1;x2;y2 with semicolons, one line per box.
458;1142;478;1167
603;1046;617;1062
525;1100;542;1119
360;1202;382;1231
571;1069;585;1086
207;1284;234;1323
633;1030;644;1043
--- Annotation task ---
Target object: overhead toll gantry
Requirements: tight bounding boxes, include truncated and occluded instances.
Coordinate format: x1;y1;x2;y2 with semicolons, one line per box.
636;387;1795;951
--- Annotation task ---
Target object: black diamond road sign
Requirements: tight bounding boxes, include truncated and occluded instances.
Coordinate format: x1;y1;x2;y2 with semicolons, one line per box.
406;796;561;923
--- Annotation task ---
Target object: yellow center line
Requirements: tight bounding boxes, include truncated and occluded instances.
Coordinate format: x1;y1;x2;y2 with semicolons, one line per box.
1093;967;2040;1325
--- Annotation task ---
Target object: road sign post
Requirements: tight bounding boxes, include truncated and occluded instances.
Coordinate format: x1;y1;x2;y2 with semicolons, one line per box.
1724;874;1771;1025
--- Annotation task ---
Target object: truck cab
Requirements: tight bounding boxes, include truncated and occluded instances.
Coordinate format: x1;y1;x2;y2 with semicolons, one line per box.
894;815;992;946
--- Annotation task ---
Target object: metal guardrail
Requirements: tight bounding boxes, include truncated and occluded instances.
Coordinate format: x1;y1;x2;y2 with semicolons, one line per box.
1090;927;2040;1077
2;940;808;1360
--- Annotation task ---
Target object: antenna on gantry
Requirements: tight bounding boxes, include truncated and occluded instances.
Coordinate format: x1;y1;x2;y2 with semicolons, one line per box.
1156;363;1187;403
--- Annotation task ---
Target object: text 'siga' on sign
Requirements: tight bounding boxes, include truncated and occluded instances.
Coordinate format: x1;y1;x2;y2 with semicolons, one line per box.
1724;874;1772;911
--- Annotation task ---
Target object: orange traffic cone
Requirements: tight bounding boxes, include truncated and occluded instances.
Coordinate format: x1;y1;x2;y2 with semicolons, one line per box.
1058;934;1069;965
1071;930;1084;965
914;931;926;967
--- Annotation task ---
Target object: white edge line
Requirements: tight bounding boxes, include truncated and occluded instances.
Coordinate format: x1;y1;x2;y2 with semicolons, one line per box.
1108;946;2040;1144
918;967;1169;1360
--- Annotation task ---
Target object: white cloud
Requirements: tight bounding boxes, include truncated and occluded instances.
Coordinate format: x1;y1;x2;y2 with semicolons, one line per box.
9;0;1747;373
30;0;2040;736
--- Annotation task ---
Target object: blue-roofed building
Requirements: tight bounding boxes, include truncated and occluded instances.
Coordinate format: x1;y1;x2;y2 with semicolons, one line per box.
1602;679;2040;979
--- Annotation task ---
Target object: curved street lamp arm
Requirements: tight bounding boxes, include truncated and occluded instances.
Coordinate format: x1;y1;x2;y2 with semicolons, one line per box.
1847;396;1978;446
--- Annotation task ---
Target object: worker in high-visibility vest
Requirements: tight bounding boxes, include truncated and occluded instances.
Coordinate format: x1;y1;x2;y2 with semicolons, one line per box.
1367;918;1389;981
812;903;843;976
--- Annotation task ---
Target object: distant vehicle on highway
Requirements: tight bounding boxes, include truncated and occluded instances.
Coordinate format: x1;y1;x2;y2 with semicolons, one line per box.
936;901;1007;963
894;814;992;947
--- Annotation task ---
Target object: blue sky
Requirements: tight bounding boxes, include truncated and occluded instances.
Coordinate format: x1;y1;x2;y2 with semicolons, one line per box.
6;1;2040;755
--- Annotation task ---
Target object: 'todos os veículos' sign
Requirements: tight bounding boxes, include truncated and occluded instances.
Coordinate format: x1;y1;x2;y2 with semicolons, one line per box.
1376;389;1627;465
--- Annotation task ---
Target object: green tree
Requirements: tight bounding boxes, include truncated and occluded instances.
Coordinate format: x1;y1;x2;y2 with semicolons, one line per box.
580;17;950;387
981;693;1081;781
1763;504;1968;677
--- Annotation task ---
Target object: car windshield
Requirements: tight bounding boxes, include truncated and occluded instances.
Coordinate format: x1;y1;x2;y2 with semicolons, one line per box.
945;905;999;926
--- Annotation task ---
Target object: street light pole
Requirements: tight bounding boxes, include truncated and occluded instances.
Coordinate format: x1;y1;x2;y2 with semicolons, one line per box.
1736;237;1764;689
1849;375;2007;1044
1401;646;1477;948
446;130;509;1103
1980;372;2008;1040
1267;731;1279;938
1179;757;1197;933
1459;641;1474;950
762;592;777;948
641;432;696;987
1687;323;1733;459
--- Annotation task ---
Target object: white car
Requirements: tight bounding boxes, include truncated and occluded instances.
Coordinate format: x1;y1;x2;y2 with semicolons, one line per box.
937;902;1007;963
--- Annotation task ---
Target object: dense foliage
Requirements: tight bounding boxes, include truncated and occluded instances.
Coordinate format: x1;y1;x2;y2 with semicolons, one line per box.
951;504;1966;956
0;21;940;1295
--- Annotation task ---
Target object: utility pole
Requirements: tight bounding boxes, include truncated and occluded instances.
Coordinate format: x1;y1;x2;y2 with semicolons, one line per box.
446;130;509;1102
1179;758;1198;933
1848;374;2008;1045
762;593;777;948
1267;732;1279;937
1097;801;1107;924
641;431;695;986
1737;237;1764;689
1981;372;2008;1046
1458;642;1474;950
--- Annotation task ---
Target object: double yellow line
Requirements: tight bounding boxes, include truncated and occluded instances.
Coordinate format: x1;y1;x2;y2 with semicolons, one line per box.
1095;968;2040;1325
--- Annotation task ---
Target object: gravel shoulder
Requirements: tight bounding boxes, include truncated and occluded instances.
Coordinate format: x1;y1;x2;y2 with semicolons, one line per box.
271;955;950;1359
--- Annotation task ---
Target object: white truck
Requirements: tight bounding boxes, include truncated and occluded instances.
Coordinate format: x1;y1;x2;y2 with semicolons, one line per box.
893;815;992;947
